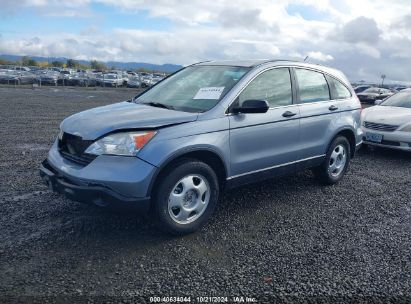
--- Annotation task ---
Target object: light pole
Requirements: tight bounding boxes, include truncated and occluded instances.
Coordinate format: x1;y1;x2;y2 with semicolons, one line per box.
381;74;386;87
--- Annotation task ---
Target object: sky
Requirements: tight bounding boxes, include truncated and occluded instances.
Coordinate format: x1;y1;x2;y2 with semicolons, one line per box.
1;0;411;83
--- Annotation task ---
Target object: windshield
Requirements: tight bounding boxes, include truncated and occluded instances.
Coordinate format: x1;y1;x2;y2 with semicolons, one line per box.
381;92;411;108
136;65;250;112
363;88;380;93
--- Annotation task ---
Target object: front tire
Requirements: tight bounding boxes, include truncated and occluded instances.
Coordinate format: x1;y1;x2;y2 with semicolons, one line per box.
313;136;350;185
153;159;219;235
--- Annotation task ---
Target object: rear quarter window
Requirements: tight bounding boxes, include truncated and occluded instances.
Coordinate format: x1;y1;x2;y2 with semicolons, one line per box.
327;77;352;99
295;69;330;103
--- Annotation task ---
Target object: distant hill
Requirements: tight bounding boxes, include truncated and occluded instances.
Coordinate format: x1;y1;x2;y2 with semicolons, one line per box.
0;54;183;73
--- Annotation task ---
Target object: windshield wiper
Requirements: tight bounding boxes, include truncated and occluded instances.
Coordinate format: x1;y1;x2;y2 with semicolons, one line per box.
141;101;175;110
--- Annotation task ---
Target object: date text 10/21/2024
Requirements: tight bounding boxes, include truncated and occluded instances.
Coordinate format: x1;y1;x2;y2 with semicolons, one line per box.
149;296;257;303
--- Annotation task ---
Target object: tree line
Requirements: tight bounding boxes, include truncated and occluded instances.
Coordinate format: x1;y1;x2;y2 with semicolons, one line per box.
0;56;165;73
0;56;108;70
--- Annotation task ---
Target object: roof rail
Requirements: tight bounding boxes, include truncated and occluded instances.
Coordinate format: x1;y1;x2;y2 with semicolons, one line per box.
256;59;333;69
254;59;302;67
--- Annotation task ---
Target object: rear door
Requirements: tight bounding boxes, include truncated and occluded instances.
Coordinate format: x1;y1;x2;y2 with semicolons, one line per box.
228;67;301;181
293;68;341;163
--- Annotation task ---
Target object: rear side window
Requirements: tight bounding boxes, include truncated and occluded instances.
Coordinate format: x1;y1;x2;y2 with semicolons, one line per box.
239;68;292;107
328;77;351;99
295;69;330;103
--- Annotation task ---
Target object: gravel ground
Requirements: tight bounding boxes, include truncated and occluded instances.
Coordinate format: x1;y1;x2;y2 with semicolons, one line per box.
0;86;410;303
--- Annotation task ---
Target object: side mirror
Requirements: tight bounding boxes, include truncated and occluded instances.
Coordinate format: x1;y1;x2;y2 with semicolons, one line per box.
232;99;269;114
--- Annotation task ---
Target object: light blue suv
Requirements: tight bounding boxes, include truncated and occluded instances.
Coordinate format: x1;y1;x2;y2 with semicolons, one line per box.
40;60;363;234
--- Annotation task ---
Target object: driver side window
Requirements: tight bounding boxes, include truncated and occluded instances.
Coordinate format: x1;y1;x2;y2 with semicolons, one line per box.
238;68;292;107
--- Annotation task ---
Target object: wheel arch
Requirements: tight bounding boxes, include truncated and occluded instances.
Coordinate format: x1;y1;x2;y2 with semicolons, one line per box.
147;147;228;199
330;128;356;158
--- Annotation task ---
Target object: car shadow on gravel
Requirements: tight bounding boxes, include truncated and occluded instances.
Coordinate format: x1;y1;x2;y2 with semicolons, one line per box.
40;171;316;250
358;145;411;160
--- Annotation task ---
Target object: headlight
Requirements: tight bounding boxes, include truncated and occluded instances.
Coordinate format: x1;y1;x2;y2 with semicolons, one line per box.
85;131;156;156
400;125;411;132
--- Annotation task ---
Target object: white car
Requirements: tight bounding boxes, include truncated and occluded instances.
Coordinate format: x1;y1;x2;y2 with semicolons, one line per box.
362;88;411;151
101;73;123;87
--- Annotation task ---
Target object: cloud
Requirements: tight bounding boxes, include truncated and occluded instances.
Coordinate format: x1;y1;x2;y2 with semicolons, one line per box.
355;43;380;59
307;51;334;62
337;17;382;44
217;7;279;32
1;0;411;82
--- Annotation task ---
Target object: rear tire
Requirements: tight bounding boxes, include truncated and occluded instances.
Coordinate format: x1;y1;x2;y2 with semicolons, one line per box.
153;159;219;235
313;136;351;185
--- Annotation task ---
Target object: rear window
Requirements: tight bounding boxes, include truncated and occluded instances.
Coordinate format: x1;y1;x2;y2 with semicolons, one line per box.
295;69;330;103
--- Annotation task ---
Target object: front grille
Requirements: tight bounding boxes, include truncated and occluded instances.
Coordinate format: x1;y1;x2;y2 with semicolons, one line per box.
58;132;96;166
363;121;399;132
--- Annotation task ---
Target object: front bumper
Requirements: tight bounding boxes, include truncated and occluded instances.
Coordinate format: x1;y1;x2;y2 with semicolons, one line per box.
362;127;411;151
127;83;140;88
40;159;151;211
39;79;57;85
103;82;117;87
363;141;411;151
39;140;157;211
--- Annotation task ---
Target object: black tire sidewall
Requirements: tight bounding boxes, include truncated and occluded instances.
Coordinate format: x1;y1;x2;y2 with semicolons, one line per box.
154;160;219;235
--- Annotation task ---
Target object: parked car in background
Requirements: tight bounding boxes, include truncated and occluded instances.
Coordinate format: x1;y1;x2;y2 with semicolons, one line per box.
362;88;411;151
357;87;393;104
149;75;163;86
37;71;59;86
69;73;86;86
0;71;18;84
16;71;37;84
40;59;363;235
70;72;97;87
140;75;152;87
391;86;408;92
121;72;129;86
127;76;141;88
14;66;31;72
354;85;372;93
58;70;75;85
101;73;123;87
0;71;36;84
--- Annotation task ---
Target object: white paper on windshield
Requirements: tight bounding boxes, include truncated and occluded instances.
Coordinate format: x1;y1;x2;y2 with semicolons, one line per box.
193;87;225;100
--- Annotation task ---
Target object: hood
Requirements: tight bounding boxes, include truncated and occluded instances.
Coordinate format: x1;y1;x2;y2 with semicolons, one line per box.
60;101;199;140
363;106;411;126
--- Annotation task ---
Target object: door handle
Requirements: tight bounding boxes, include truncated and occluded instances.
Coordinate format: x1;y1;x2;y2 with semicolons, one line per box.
282;111;297;118
329;105;338;111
